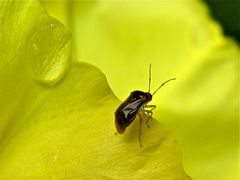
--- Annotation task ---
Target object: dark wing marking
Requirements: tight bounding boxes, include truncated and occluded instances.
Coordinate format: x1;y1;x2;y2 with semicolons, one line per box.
115;99;144;133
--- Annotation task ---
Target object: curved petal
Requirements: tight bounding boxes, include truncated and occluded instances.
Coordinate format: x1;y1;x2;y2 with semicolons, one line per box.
42;0;239;179
0;1;191;179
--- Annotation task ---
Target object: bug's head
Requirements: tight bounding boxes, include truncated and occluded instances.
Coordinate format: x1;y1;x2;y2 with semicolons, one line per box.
144;92;152;103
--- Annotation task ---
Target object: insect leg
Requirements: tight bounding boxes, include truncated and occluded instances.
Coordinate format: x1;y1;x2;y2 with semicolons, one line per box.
143;105;156;128
138;113;143;147
144;105;156;111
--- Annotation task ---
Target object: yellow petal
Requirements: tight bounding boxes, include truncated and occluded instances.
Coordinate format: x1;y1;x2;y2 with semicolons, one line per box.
0;1;191;179
43;1;239;179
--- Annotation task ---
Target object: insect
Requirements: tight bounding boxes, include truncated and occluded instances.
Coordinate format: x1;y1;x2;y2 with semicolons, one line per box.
114;64;176;147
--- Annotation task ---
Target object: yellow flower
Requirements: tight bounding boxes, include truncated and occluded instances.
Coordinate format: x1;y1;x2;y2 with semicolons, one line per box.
0;0;238;179
43;0;239;179
0;0;191;179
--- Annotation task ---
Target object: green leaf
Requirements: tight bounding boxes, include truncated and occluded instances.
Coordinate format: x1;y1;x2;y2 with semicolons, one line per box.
43;1;239;179
0;1;190;179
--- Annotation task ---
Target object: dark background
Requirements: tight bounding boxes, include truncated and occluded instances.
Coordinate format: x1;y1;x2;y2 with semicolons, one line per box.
204;0;240;42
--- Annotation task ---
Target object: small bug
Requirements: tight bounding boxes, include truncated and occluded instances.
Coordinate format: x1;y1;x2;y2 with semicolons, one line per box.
114;64;176;147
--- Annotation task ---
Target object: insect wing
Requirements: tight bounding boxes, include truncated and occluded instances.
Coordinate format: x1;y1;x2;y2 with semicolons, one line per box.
122;99;144;123
115;95;145;134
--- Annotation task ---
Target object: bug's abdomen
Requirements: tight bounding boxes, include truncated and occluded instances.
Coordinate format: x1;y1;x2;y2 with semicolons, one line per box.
115;98;144;134
115;108;137;134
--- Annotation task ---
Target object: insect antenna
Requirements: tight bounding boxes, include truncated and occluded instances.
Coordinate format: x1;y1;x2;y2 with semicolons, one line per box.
152;78;176;96
148;64;152;93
